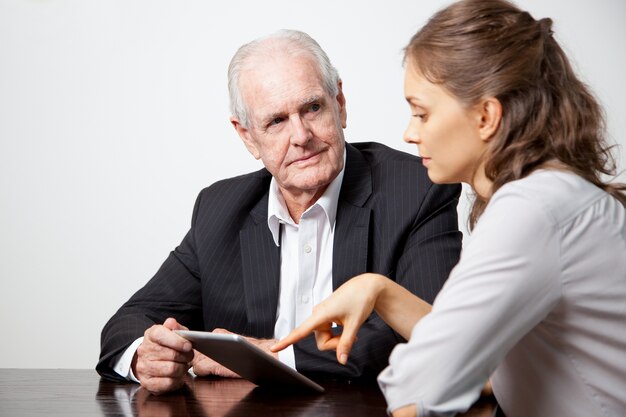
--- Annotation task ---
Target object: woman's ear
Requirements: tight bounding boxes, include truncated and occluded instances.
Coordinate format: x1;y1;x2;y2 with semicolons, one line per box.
477;97;502;142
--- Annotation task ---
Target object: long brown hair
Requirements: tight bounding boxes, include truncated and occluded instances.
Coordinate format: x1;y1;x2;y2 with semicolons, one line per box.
405;0;626;229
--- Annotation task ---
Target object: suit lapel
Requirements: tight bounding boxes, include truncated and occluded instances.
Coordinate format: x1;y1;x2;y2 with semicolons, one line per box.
333;144;373;289
238;144;373;335
239;187;281;338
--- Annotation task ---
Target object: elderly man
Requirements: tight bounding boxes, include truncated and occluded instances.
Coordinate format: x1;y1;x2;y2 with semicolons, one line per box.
97;30;462;394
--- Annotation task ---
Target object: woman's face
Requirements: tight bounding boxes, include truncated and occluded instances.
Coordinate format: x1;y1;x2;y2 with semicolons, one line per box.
403;60;488;187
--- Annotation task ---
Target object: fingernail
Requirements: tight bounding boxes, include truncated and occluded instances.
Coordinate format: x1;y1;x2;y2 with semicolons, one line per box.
339;354;347;365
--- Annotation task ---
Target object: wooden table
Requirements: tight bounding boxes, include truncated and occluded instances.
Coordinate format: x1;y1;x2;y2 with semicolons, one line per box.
0;369;497;416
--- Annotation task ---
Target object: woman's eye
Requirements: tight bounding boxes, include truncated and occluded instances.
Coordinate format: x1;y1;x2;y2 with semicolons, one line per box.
413;113;427;121
309;103;321;112
271;117;284;126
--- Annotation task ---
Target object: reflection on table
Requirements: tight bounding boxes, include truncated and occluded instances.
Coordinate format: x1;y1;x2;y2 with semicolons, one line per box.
0;369;497;417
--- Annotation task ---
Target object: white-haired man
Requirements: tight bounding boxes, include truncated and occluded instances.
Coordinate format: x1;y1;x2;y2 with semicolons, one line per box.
97;30;462;395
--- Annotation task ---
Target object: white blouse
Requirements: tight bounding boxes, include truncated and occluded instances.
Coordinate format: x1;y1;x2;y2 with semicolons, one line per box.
378;170;626;417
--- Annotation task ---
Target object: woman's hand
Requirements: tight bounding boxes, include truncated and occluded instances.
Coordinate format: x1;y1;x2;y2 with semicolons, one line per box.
392;404;417;417
271;273;387;364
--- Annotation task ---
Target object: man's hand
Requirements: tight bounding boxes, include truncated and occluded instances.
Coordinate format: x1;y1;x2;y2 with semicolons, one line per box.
133;318;194;395
192;328;279;378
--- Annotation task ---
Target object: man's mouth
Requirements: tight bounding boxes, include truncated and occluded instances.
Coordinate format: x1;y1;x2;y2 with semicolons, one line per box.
290;150;323;165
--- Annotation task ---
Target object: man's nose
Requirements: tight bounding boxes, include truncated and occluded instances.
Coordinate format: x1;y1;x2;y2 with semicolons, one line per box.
289;115;313;146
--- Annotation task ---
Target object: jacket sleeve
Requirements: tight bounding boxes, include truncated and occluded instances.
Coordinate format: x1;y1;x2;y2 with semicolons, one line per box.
96;193;205;381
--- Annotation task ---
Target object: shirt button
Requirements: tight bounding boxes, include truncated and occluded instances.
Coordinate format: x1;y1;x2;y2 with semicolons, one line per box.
303;244;312;253
301;295;309;303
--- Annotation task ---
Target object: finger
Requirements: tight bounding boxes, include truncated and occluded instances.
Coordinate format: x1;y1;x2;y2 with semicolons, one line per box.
193;354;240;378
145;325;192;354
313;327;338;351
163;317;184;330
192;351;216;374
191;349;209;367
138;342;194;363
270;316;329;352
136;359;191;381
211;364;241;378
212;328;233;334
270;329;309;352
335;322;360;365
314;323;336;350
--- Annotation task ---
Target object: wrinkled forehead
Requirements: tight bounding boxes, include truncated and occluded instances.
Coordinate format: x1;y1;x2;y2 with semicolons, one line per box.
239;54;327;114
241;48;322;87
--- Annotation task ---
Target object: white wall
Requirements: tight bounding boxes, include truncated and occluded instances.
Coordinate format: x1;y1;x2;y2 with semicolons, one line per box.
1;0;624;369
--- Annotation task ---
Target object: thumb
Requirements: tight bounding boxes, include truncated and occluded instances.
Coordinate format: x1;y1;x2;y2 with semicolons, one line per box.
212;328;233;335
163;317;188;331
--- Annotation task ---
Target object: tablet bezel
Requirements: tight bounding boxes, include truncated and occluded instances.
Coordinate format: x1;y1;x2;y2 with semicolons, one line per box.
175;330;324;393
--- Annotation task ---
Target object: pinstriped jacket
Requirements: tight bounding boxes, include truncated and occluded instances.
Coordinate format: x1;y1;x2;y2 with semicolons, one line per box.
97;142;462;380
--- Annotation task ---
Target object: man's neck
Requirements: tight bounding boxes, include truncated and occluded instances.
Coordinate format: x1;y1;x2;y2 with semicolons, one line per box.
280;186;328;224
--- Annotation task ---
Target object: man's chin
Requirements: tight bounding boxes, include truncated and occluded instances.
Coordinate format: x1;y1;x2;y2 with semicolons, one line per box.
282;178;334;196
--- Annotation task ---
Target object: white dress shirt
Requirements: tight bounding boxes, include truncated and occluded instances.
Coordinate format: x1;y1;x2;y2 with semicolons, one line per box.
112;153;346;380
378;170;626;417
268;158;345;369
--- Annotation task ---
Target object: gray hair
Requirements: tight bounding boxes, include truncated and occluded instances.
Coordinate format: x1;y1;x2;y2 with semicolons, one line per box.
228;29;340;128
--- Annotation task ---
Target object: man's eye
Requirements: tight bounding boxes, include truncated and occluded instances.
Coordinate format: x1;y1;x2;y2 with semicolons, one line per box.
270;117;284;126
309;103;321;112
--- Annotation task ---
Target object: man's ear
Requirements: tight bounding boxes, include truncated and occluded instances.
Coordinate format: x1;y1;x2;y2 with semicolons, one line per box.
477;97;502;142
230;116;261;160
336;80;347;129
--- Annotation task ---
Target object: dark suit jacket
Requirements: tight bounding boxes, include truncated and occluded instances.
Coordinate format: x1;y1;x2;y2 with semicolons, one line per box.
97;142;462;380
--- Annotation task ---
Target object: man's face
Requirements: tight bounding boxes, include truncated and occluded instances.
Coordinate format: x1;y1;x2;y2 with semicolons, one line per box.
232;54;347;198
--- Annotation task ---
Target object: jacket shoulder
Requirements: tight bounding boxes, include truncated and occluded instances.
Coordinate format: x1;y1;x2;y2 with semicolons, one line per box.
193;168;271;216
199;168;270;195
350;141;422;166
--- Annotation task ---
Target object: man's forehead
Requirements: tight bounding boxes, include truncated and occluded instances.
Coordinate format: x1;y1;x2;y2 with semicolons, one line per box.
240;56;329;117
241;53;322;88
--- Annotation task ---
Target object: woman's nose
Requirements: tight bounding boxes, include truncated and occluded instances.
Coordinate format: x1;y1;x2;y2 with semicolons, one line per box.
403;118;420;144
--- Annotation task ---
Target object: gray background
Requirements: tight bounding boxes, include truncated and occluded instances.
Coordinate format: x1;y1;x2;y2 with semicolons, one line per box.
1;0;624;369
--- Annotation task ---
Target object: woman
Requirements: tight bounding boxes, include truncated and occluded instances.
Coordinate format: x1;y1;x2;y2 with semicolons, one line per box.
271;1;626;416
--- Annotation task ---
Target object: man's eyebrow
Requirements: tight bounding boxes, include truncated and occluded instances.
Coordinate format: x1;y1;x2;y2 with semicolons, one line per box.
299;95;325;107
258;95;327;126
260;111;287;126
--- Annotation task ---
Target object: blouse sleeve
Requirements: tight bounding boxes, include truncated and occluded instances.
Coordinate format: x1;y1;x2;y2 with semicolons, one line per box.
378;186;562;416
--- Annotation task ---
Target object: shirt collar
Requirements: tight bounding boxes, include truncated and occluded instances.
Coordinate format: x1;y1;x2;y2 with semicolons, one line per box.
267;149;346;246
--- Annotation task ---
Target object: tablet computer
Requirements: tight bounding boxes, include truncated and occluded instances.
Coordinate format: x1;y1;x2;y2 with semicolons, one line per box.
175;330;324;393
